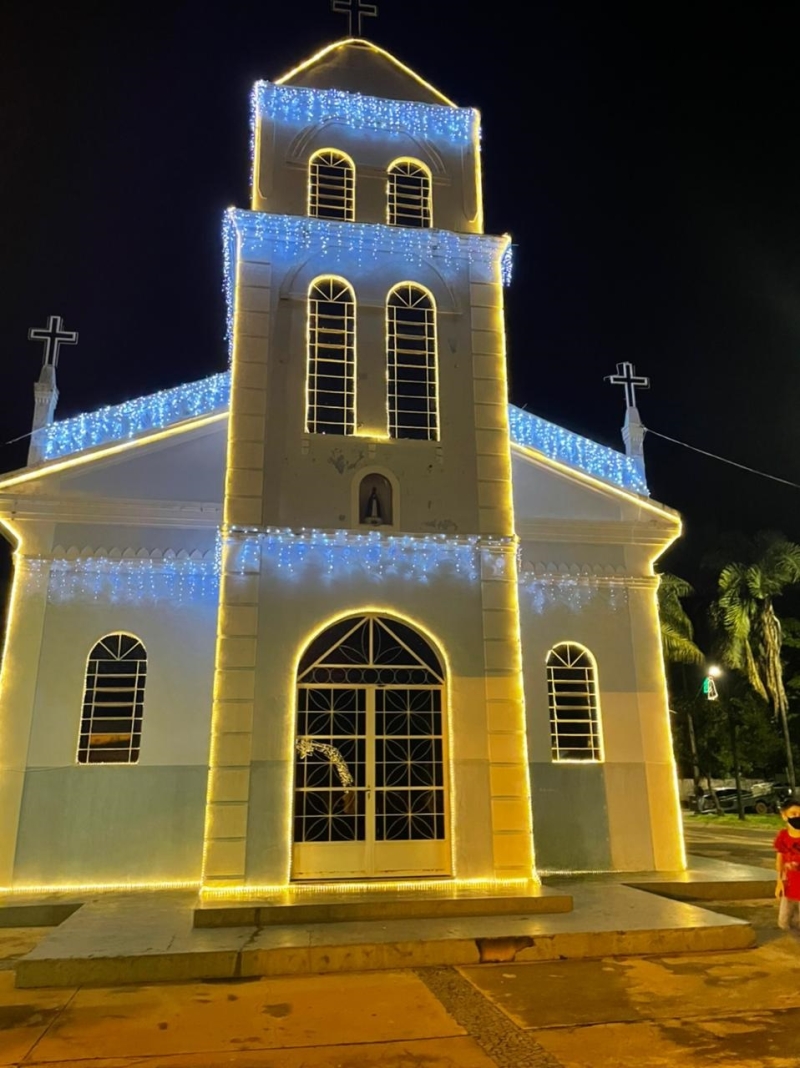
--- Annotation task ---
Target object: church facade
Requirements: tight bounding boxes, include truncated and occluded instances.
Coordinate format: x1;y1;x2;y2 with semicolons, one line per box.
0;40;684;895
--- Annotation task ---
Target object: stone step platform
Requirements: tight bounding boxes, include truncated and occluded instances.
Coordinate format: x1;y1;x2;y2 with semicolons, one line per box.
193;881;572;928
14;882;755;989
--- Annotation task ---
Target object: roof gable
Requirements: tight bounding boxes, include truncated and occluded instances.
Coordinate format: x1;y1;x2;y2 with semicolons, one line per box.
276;38;455;106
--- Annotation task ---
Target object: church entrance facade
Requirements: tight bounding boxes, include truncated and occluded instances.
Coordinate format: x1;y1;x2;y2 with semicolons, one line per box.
292;614;450;880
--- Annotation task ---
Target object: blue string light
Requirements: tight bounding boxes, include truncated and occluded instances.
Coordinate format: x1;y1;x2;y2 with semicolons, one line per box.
39;373;230;461
253;81;477;147
37;557;221;606
507;406;649;496
227;528;484;585
38;374;646;497
222;209;512;355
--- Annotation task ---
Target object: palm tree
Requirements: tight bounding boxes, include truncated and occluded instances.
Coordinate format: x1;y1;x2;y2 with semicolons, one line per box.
657;573;709;809
657;573;704;666
713;532;800;790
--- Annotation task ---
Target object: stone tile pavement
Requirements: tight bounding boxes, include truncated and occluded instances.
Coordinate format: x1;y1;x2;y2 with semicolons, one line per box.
2;897;800;1066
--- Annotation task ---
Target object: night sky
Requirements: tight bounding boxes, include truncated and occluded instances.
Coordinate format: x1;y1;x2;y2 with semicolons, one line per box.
3;1;800;584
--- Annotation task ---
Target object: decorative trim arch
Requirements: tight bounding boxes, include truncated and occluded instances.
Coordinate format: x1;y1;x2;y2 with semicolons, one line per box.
546;641;603;762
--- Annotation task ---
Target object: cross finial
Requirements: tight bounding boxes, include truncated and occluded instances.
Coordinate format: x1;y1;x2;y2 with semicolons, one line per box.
605;361;649;410
28;315;79;370
331;0;378;36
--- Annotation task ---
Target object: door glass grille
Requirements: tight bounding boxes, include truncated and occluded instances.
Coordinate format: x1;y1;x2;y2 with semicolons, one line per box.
294;615;446;846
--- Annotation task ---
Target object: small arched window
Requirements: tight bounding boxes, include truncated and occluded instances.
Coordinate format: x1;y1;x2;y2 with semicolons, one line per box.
546;643;603;762
308;150;355;221
387;159;432;228
387;284;439;440
306;277;356;435
78;634;147;764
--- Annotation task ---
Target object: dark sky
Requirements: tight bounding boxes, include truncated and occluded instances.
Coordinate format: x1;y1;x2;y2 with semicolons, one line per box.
2;0;800;581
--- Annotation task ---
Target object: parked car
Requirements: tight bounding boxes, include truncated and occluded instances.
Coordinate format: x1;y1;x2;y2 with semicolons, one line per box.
696;787;774;815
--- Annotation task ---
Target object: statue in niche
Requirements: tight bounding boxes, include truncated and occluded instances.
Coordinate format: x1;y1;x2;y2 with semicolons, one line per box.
366;488;382;525
359;474;393;527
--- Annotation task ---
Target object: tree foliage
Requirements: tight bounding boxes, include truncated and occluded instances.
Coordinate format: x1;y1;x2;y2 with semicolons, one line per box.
657;572;704;665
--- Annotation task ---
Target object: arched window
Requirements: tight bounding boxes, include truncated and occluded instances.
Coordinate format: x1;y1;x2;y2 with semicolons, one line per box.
306;277;356;435
387;284;439;440
78;634;147;764
308;150;355;221
387;159;432;228
547;643;603;762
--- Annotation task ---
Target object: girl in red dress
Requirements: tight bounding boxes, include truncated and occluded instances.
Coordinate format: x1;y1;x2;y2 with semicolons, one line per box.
774;796;800;931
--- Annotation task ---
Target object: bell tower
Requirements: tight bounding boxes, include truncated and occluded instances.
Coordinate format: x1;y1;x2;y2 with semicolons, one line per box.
203;40;534;892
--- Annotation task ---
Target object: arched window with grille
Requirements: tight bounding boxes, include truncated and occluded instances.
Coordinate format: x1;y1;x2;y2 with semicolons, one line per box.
387;159;432;228
546;643;603;762
306;277;356;435
308;149;355;221
78;634;147;764
387;283;439;441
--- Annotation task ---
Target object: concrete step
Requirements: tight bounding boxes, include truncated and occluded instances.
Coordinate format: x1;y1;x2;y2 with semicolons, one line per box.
194;883;572;928
14;884;756;989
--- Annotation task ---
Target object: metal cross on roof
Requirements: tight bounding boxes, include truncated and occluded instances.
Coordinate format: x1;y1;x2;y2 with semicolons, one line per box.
605;361;650;410
331;0;378;36
28;315;79;369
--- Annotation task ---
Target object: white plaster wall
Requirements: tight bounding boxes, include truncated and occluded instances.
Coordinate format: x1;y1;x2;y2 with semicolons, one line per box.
12;586;218;884
55;423;227;503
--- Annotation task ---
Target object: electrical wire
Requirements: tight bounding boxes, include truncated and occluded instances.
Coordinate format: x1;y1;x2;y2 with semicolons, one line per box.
645;427;800;491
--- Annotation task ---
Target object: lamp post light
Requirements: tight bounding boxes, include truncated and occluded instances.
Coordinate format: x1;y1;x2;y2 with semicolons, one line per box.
707;665;745;821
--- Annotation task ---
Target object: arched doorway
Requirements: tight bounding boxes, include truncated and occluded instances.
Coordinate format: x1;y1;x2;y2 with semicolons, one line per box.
293;613;449;880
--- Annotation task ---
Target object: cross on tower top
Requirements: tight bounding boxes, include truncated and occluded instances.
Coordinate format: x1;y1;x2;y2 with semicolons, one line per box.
28;315;79;370
331;0;378;37
605;361;649;410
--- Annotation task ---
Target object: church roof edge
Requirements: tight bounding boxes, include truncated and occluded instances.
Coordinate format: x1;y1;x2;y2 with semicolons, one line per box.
274;38;457;107
5;372;659;506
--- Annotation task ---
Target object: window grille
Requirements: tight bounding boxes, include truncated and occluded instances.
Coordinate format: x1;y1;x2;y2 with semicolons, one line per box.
387;284;439;440
294;615;446;844
547;643;603;761
387;159;432;228
78;633;147;764
308;150;355;221
306;277;356;435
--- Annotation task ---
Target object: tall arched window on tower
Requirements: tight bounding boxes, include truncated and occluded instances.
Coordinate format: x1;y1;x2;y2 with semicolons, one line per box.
546;643;603;762
77;634;147;764
387;159;432;228
308;150;355;221
387;284;439;440
306;277;356;435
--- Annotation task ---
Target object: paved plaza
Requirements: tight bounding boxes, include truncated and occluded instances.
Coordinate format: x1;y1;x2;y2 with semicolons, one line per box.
1;822;799;1067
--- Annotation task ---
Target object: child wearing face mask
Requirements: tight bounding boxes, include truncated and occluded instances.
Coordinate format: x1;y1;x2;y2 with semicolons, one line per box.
775;796;800;931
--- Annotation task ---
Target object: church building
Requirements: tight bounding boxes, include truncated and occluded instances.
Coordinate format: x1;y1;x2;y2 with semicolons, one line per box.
0;39;684;895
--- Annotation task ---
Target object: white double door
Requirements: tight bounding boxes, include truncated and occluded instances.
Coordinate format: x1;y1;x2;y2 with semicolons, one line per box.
292;683;449;880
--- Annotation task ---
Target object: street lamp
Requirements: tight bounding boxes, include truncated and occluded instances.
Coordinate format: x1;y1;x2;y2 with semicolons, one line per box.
705;665;745;821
